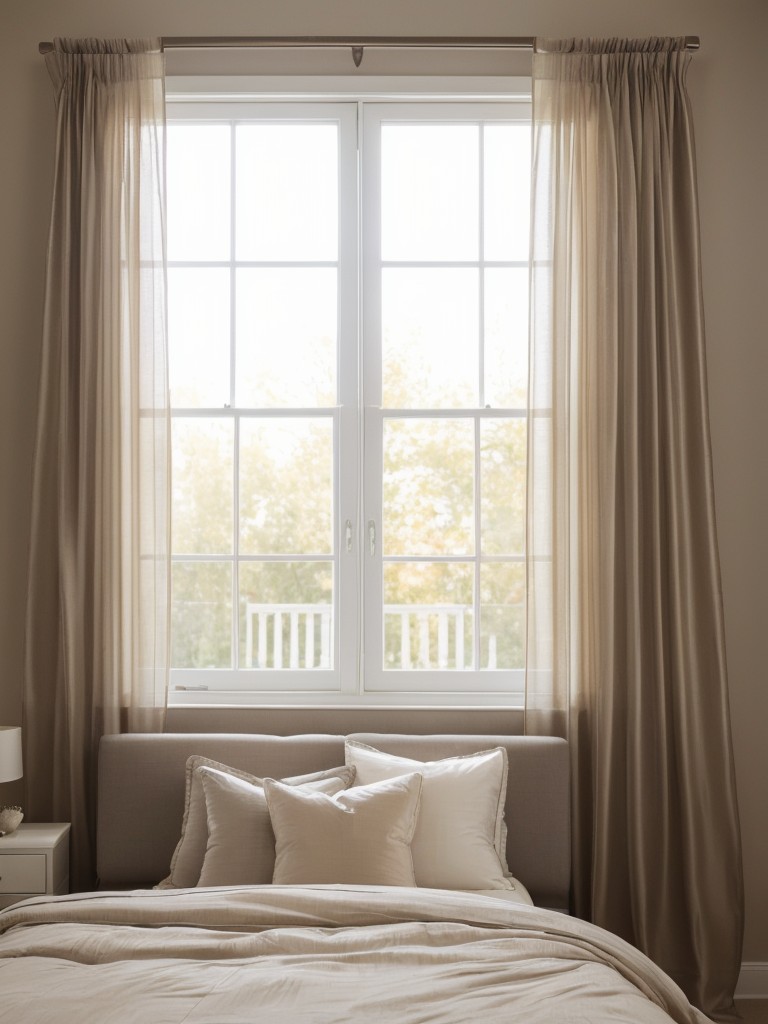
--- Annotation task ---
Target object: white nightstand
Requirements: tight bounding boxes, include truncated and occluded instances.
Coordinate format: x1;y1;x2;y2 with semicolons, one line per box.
0;822;70;909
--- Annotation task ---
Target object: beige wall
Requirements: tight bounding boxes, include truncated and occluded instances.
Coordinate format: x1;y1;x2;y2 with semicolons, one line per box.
1;0;765;962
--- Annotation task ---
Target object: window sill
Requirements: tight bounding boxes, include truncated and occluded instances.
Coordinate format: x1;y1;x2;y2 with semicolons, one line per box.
165;702;526;735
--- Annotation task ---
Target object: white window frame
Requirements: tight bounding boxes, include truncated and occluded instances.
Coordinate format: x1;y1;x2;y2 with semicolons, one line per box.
361;102;530;698
166;76;531;708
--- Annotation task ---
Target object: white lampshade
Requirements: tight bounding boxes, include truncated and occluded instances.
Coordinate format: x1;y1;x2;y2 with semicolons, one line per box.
0;727;23;783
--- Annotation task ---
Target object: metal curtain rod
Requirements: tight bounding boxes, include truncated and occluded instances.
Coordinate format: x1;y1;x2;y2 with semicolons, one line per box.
37;35;701;68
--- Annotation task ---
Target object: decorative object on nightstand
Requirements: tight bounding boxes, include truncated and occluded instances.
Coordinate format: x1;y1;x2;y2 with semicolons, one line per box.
0;726;23;836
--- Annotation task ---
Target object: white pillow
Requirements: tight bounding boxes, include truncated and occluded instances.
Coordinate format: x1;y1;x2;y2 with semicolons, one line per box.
265;772;423;887
197;766;351;887
157;756;355;889
345;741;512;891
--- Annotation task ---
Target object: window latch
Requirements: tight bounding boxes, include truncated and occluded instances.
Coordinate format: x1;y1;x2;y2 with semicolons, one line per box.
368;520;376;556
345;519;353;553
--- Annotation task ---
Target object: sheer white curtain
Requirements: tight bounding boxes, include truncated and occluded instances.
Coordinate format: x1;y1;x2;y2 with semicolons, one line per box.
525;37;743;1021
24;38;170;891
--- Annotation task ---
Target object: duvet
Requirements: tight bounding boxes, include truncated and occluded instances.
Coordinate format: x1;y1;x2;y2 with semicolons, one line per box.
0;885;709;1023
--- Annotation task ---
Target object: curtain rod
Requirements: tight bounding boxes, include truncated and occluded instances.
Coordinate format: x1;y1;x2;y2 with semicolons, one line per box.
38;35;701;68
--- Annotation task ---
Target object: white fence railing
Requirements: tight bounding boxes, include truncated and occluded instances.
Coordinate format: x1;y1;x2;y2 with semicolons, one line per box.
245;603;333;670
244;602;498;671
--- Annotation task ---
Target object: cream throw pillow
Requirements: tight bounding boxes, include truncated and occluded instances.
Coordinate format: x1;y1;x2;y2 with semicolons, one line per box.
265;772;423;886
344;741;512;891
197;766;351;887
157;756;355;889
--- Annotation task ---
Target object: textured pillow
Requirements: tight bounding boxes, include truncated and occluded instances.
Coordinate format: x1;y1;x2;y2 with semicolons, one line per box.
157;757;355;889
344;741;512;891
265;772;423;886
197;766;352;887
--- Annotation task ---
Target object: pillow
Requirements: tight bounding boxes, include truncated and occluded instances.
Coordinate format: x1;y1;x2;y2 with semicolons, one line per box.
265;772;423;886
197;766;352;887
345;741;512;891
157;756;355;889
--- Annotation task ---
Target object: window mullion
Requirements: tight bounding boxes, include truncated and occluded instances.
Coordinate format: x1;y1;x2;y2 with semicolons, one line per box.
474;415;482;673
337;101;362;694
230;121;239;671
360;101;383;694
476;123;485;675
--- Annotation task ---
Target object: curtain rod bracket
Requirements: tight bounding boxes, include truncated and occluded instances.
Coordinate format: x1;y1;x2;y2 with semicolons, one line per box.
352;45;364;68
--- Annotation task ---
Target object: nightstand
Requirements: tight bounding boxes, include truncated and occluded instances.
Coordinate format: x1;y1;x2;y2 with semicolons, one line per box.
0;823;70;909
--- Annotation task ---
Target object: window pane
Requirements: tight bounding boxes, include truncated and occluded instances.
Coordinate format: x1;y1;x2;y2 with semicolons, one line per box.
239;561;333;669
484;124;531;262
480;562;524;669
172;561;232;668
239;418;333;555
382;124;478;261
480;418;526;556
236;268;336;408
384;419;474;557
484;268;528;410
165;101;532;699
382;269;478;409
169;268;230;408
383;562;473;670
167;124;230;262
173;419;233;554
236;124;338;261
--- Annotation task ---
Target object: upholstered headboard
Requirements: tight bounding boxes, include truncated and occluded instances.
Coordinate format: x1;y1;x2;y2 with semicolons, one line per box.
97;732;570;910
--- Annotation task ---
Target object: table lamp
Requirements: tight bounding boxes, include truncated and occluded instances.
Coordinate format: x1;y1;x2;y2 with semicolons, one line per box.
0;726;23;836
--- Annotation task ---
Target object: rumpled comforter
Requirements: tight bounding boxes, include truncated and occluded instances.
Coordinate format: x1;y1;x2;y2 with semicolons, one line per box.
0;885;710;1023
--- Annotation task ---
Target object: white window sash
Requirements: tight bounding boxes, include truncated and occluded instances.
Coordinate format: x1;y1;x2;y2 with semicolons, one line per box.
166;79;531;707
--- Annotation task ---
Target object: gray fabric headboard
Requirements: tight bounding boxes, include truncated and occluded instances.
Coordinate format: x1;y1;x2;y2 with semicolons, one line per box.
97;732;570;910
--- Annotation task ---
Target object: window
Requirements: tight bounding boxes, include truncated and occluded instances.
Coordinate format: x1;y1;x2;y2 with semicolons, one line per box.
167;79;531;706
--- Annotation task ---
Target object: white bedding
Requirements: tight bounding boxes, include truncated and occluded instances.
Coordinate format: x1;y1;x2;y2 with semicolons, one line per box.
0;885;709;1023
465;877;534;904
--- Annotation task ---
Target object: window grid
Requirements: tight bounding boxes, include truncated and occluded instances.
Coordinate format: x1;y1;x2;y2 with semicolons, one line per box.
364;108;529;690
167;93;531;705
168;110;345;687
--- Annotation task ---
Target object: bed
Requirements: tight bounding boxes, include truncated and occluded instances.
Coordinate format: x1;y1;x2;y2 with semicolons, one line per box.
0;733;710;1023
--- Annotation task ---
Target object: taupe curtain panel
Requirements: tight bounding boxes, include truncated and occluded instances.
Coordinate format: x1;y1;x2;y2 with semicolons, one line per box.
24;38;170;891
524;37;743;1021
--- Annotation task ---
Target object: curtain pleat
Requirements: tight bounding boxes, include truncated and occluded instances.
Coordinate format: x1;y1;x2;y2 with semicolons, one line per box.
525;37;743;1021
24;37;170;891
